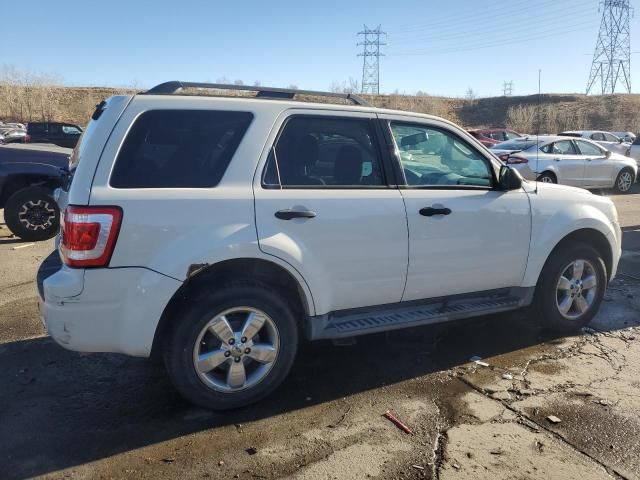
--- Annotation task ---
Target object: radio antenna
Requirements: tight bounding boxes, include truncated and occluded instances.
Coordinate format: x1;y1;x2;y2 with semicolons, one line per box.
536;69;541;194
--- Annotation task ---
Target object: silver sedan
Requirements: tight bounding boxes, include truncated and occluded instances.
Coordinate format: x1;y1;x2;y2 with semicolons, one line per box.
492;136;638;193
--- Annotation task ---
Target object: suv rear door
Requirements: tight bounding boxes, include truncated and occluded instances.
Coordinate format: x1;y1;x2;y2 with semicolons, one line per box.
253;110;409;315
380;114;531;301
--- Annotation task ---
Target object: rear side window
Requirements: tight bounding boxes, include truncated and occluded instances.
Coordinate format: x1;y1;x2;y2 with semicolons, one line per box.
110;110;253;188
263;116;385;188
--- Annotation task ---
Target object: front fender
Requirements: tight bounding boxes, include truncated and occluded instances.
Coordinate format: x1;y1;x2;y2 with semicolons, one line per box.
522;202;619;286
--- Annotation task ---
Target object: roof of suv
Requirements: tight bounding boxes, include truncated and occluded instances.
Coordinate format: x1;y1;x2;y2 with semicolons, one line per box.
136;81;455;127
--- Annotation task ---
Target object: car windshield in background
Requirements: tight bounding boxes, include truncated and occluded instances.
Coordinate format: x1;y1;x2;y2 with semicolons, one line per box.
491;139;539;151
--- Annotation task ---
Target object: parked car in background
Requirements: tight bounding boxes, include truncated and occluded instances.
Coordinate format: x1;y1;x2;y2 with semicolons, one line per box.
558;130;630;156
1;129;27;144
612;131;636;143
492;135;637;193
26;122;83;148
468;128;521;148
627;135;640;167
39;82;622;410
0;143;71;240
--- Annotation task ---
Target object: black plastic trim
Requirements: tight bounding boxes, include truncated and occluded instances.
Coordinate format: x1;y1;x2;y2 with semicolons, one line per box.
305;287;535;340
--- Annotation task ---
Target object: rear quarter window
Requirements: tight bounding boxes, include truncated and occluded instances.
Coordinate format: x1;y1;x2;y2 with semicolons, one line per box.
110;110;253;188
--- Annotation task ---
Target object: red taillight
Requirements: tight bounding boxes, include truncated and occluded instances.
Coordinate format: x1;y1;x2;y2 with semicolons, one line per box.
60;206;122;268
506;155;528;165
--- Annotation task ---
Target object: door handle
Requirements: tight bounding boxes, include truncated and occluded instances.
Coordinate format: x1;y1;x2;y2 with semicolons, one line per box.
275;209;317;220
420;207;452;217
553;158;561;162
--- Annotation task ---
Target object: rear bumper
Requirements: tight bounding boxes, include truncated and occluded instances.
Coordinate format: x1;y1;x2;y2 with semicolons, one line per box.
38;255;182;357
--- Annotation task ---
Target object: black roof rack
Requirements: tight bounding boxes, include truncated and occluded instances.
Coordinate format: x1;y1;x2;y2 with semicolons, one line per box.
143;81;371;107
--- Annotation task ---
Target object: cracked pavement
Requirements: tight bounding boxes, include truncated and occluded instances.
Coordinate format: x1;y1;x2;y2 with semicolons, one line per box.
1;186;639;479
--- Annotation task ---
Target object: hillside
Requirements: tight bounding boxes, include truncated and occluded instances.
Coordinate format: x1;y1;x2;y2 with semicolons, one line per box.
1;84;640;134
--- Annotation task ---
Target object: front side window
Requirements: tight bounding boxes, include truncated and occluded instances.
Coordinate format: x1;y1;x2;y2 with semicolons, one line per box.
390;122;493;188
263;116;384;188
591;132;605;141
110;110;253;188
603;132;619;142
575;140;604;156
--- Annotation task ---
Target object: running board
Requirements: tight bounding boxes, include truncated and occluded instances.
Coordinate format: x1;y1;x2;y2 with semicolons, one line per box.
306;287;534;340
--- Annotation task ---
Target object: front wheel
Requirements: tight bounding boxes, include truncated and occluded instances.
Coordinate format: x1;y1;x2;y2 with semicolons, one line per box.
163;284;298;410
534;244;606;332
614;168;635;194
537;172;557;184
4;186;60;241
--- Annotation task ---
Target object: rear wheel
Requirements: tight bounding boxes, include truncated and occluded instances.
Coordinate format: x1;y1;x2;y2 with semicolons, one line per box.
614;168;635;193
4;186;60;241
537;172;557;184
534;244;606;332
163;284;298;410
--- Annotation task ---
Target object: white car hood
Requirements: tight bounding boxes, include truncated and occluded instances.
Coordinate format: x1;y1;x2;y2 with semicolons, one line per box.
522;180;618;224
521;180;592;197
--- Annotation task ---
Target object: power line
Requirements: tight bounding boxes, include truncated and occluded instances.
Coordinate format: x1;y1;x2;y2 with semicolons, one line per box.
389;21;597;56
357;25;386;95
389;0;591;35
390;9;598;47
586;0;633;94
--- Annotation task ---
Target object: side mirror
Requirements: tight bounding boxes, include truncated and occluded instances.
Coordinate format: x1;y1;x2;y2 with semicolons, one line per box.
619;138;624;144
605;150;612;158
499;165;523;191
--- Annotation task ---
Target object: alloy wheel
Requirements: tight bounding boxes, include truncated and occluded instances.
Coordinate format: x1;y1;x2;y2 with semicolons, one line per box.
555;259;599;320
193;307;280;392
18;200;57;231
617;171;633;192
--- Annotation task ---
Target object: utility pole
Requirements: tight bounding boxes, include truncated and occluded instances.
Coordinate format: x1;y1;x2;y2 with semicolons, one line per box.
586;0;633;95
502;81;514;96
357;25;386;95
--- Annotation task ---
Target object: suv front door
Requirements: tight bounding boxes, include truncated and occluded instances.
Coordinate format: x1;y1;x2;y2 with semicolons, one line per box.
253;111;409;315
381;116;531;301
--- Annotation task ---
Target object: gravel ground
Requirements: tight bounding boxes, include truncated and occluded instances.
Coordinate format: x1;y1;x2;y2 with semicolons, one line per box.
1;185;639;480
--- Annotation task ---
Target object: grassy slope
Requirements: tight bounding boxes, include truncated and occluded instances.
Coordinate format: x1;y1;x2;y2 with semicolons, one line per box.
3;86;640;133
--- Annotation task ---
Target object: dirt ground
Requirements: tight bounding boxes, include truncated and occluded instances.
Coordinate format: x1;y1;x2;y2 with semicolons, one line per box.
1;185;639;480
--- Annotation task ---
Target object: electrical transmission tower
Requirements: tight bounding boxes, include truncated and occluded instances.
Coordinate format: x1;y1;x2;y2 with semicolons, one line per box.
586;0;633;95
503;81;514;96
357;25;386;95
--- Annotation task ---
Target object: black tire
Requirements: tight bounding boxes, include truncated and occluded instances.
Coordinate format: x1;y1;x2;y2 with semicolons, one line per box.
534;243;606;333
537;172;557;184
613;168;635;194
163;284;298;410
4;186;60;241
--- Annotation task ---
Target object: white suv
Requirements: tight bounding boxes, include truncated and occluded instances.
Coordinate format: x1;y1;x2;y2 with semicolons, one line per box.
38;82;622;410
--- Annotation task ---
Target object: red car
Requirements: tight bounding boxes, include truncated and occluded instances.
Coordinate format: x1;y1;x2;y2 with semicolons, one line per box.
467;128;522;148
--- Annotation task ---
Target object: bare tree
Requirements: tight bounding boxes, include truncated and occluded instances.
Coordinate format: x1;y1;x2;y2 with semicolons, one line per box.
506;104;538;133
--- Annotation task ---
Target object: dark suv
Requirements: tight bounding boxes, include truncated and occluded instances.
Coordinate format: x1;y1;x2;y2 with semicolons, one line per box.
26;122;83;148
0;145;70;240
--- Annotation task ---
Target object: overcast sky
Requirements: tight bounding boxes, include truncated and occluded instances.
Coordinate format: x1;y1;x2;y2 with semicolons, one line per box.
5;0;638;97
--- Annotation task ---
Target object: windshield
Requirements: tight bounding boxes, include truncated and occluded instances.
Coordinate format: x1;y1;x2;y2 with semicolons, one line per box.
491;139;539;151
